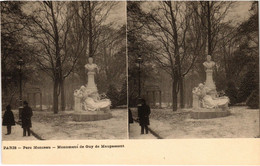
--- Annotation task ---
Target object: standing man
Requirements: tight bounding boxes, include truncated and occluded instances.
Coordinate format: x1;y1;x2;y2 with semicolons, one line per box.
138;99;151;134
128;109;134;132
21;101;33;136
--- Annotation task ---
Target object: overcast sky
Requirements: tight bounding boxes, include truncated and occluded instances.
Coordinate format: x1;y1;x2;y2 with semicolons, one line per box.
105;1;126;28
22;1;251;29
140;1;253;25
22;1;126;29
226;1;252;24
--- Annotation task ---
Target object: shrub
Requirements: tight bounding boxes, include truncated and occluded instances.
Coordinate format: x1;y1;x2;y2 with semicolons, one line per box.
106;85;120;108
237;65;259;103
225;81;238;106
118;81;127;106
246;90;259;109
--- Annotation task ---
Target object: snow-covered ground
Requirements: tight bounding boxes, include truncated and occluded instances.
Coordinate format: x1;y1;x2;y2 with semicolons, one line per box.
3;109;127;140
130;106;259;139
2;106;259;140
129;122;157;139
2;125;37;141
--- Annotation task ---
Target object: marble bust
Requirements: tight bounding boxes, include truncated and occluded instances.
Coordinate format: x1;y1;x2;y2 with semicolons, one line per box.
85;57;99;74
84;57;99;92
203;55;215;71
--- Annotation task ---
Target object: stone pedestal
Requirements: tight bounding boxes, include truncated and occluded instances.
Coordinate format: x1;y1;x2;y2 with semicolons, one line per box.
74;96;82;112
72;112;112;122
205;69;216;90
73;60;111;121
87;71;97;91
191;57;231;119
191;108;230;119
192;94;200;109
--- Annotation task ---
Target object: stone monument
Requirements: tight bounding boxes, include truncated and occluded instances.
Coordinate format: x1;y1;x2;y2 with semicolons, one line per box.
191;55;230;119
203;55;217;97
73;57;112;121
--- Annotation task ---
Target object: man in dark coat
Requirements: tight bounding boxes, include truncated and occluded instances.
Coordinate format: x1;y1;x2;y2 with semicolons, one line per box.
128;109;134;132
138;99;151;134
21;101;33;136
2;105;15;135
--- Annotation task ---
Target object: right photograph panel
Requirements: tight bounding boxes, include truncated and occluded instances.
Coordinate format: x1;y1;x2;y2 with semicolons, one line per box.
127;1;259;139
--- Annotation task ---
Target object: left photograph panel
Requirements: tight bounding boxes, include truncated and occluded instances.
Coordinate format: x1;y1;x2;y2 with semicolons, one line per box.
1;1;127;140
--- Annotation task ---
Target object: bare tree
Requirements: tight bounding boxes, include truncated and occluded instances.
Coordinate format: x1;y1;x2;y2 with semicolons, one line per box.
70;1;118;76
1;2;34;107
25;1;84;113
192;1;234;58
136;2;200;111
95;25;126;91
60;1;120;110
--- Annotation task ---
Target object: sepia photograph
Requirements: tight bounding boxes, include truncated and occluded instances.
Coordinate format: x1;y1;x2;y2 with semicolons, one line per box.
1;0;260;165
128;1;259;139
1;1;127;140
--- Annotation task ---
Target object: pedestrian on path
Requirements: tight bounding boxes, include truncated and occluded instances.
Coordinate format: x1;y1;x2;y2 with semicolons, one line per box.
129;109;134;124
21;101;33;136
2;105;15;135
138;99;151;134
128;108;134;132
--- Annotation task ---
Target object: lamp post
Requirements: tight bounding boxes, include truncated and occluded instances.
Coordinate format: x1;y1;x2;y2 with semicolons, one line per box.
136;55;143;105
137;57;142;98
17;57;24;122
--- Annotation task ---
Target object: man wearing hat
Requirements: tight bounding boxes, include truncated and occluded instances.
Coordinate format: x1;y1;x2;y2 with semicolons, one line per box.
137;99;151;134
21;101;33;136
2;105;15;135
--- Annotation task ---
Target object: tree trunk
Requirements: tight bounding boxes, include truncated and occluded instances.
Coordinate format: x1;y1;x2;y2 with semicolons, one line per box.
172;79;178;111
78;2;88;84
2;68;8;105
60;78;65;111
179;76;185;108
207;1;212;56
168;2;182;110
53;80;59;114
50;1;61;114
88;1;93;58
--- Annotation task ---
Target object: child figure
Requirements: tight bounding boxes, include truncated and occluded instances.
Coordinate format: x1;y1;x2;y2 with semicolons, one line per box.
2;105;15;135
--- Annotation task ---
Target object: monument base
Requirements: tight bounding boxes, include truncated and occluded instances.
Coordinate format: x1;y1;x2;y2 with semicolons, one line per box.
191;108;230;119
72;111;112;122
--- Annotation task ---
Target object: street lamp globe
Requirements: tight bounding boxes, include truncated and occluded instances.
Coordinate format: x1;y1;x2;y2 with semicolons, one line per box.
17;58;24;67
137;56;142;63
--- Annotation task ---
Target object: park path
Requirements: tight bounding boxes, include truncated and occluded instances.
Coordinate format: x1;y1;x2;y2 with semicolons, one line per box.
129;122;157;139
129;106;259;138
2;124;37;141
3;109;127;140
